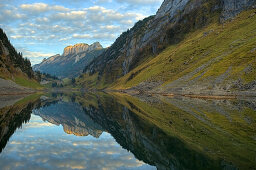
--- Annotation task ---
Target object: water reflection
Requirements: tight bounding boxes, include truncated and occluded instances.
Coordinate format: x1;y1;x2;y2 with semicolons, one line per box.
33;100;103;137
0;92;256;170
0;94;41;153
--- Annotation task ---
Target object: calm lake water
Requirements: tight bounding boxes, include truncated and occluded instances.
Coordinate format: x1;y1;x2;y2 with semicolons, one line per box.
0;92;256;170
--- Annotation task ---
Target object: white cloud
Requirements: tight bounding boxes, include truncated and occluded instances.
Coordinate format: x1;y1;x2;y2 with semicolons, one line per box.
53;10;86;20
59;37;72;41
10;35;24;39
18;48;55;65
23;50;55;58
20;3;69;14
100;25;120;30
72;33;116;40
72;34;91;39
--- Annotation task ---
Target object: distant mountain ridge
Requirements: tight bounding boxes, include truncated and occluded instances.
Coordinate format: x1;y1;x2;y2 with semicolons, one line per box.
33;42;105;78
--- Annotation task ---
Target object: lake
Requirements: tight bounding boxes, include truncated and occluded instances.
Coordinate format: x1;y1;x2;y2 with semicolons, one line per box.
0;92;255;170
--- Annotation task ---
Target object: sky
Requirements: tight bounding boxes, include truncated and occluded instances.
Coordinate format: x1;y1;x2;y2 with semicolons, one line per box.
0;0;163;65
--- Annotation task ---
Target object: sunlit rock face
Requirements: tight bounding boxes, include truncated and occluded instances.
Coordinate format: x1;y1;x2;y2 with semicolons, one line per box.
63;125;103;138
62;42;103;57
155;0;190;19
63;43;89;57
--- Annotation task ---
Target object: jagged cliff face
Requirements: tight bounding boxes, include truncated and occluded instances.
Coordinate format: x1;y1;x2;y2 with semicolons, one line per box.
82;0;256;88
221;0;256;20
62;42;102;57
155;0;190;19
33;42;105;78
63;43;89;56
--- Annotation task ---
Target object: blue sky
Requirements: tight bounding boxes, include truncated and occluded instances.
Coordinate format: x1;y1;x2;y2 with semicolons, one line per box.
0;0;162;64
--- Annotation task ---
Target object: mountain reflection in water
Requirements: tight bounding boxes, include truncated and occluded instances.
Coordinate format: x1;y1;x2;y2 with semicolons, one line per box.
0;92;255;170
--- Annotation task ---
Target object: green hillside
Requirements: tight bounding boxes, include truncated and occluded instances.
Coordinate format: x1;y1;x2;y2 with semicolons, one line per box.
110;9;256;94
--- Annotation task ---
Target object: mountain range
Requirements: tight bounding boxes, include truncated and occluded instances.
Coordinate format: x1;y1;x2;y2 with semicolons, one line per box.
33;42;105;78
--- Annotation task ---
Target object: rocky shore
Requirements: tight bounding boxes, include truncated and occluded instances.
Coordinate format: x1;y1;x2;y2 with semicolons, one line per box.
0;78;35;95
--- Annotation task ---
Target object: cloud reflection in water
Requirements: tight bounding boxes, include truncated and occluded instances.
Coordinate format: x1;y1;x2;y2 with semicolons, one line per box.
0;114;155;170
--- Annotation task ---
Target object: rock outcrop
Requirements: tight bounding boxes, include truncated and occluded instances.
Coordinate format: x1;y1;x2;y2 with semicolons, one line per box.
63;43;89;56
33;42;105;78
155;0;190;19
221;0;256;21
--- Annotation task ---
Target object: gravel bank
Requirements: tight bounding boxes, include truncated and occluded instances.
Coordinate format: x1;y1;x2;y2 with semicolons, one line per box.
0;78;35;95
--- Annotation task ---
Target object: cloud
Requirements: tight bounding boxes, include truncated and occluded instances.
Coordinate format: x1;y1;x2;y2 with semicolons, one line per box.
18;48;56;65
0;9;26;23
0;1;161;64
23;122;55;129
72;33;116;40
72;34;91;39
52;10;87;20
20;3;69;14
100;25;120;30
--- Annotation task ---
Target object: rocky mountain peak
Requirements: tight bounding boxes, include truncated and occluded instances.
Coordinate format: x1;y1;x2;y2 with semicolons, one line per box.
62;42;103;56
90;42;103;49
155;0;190;19
63;43;89;56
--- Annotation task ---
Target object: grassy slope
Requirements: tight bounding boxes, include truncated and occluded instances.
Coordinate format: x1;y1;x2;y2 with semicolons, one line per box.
0;72;43;90
0;63;42;90
111;9;256;90
76;72;108;89
14;76;43;89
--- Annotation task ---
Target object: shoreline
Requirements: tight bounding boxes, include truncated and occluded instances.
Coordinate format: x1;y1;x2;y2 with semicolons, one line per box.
1;87;256;100
106;89;256;99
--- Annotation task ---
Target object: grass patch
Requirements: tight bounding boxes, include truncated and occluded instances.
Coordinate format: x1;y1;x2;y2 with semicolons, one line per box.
14;76;43;89
16;93;42;105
